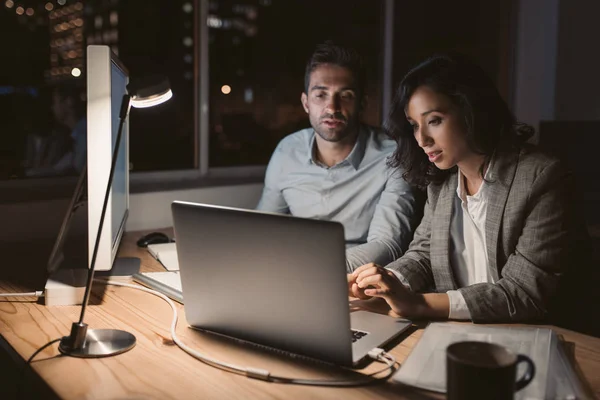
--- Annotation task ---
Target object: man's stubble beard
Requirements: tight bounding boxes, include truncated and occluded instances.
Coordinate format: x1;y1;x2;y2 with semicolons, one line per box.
312;117;360;143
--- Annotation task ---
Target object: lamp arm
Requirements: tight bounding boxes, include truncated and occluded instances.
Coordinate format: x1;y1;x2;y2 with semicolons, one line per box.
76;94;131;326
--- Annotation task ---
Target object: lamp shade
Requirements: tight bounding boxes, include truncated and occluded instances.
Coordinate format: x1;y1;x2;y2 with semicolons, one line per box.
128;75;173;108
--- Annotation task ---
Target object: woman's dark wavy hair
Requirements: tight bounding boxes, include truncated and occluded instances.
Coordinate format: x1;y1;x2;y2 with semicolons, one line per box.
385;52;533;189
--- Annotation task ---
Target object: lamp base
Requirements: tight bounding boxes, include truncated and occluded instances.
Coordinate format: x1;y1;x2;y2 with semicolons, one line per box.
58;328;136;358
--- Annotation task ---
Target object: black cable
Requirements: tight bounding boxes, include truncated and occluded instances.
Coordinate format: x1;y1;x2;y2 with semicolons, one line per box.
25;338;61;365
17;338;62;399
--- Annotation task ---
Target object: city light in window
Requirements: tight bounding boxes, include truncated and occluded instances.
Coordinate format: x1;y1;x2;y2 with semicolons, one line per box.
110;11;118;26
244;88;253;103
207;16;223;28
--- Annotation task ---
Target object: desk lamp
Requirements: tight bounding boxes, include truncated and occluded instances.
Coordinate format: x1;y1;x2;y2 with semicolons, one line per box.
58;76;172;358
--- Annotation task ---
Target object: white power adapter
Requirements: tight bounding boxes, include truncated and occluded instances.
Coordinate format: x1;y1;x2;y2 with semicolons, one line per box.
44;269;88;306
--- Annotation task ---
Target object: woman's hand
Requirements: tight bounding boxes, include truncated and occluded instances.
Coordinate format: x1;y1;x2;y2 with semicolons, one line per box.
348;271;370;299
349;263;450;319
351;263;423;317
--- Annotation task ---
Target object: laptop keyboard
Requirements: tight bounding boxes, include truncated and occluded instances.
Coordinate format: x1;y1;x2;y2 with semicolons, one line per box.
351;329;369;343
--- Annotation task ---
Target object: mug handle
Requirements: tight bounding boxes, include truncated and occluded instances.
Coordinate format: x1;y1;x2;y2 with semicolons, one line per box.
515;354;536;391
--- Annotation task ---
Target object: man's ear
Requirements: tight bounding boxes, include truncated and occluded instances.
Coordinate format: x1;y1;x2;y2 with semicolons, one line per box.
300;92;309;113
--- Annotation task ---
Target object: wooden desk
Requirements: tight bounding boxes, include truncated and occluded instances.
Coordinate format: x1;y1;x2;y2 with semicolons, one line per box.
1;230;599;399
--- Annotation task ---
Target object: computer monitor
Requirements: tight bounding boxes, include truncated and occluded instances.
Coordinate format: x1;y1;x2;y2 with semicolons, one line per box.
42;46;140;302
86;45;130;271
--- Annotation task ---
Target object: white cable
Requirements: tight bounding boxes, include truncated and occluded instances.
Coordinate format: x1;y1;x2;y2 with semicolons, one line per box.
0;291;43;297
99;279;251;375
99;279;398;386
367;352;396;377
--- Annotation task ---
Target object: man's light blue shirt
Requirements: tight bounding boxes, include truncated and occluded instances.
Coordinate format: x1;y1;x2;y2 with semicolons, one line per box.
257;125;422;272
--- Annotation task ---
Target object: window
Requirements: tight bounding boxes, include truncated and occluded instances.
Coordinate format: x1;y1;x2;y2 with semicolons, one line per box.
1;0;515;183
0;0;197;181
207;0;385;167
0;0;384;181
118;0;197;172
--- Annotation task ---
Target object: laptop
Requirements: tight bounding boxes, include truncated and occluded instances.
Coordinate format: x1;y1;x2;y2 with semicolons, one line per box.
171;201;412;368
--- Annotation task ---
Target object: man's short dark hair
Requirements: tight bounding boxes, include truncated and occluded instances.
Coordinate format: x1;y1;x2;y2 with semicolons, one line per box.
304;41;366;97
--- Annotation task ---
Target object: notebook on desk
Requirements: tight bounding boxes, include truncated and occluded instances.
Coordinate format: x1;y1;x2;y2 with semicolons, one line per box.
392;323;591;399
169;201;412;368
134;242;182;302
147;242;179;271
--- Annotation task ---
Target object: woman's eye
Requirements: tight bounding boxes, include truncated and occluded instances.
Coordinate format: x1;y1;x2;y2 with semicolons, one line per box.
411;124;419;132
429;117;441;126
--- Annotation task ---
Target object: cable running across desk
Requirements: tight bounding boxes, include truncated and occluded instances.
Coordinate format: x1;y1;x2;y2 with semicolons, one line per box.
0;291;44;297
100;279;399;387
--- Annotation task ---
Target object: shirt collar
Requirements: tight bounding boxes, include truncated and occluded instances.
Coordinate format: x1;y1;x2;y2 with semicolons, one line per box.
307;125;367;170
456;170;468;203
456;153;496;202
308;134;318;165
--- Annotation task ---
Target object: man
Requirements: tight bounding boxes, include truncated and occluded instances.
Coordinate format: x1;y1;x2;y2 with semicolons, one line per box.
257;41;422;272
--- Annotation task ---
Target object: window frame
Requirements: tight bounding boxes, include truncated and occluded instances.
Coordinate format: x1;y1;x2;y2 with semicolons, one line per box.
135;0;393;190
131;0;271;189
1;0;393;200
129;0;267;188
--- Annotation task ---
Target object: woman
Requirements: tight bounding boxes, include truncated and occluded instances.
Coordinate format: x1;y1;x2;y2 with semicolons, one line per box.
347;53;590;323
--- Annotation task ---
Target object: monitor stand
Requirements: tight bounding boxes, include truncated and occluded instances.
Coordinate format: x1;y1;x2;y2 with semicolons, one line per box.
44;257;141;306
96;256;141;277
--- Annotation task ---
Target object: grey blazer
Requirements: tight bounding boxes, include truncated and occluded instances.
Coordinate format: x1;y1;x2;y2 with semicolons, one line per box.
386;146;588;323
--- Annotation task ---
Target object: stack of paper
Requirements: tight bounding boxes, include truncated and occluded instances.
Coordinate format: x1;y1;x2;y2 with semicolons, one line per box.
393;323;591;399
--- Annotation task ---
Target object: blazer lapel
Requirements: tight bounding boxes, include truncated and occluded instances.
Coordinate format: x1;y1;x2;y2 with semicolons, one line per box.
485;150;519;281
431;174;457;292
